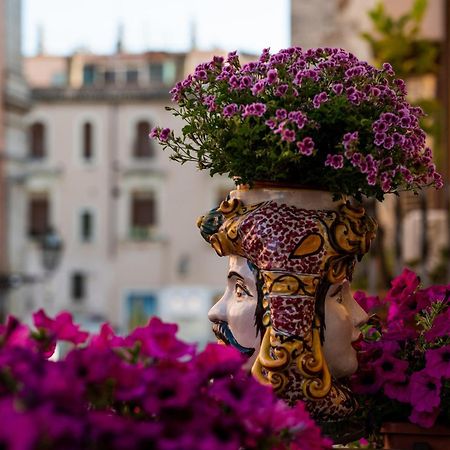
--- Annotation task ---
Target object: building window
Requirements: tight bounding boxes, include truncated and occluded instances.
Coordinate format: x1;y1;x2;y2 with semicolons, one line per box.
127;293;157;331
83;64;96;85
80;210;94;242
104;70;115;85
28;194;49;237
29;122;46;159
133;121;154;158
130;192;156;239
82;122;94;161
126;69;138;85
71;272;86;302
149;63;164;83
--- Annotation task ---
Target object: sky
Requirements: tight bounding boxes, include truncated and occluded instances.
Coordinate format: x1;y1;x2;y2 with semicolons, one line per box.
22;0;291;56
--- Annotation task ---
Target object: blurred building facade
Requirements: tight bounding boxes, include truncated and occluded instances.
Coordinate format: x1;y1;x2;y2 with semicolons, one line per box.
0;0;31;317
21;48;239;343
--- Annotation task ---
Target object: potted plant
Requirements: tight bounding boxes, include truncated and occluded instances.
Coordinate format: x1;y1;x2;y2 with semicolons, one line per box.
0;310;332;449
351;268;450;449
150;46;442;202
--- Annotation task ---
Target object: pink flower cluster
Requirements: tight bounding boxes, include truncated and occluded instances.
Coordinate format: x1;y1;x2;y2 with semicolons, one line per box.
0;311;331;450
150;47;443;200
351;269;450;428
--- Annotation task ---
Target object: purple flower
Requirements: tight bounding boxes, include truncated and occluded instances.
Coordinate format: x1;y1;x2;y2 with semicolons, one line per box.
353;290;382;312
296;137;315;156
342;131;358;150
293;71;303;85
0;398;39;450
128;316;195;360
370;86;381;97
281;129;296;142
383;136;394;149
251;80;266;96
265;119;276;130
409;370;441;413
275;108;287;120
373;353;409;385
33;309;89;346
228;75;239;89
434;172;444;189
159;128;171;142
395;78;407;94
275;84;288;97
384;377;412;403
351;367;382;394
226;50;238;63
266;69;278;84
312;92;328;108
288;111;307;129
385;269;421;320
332;83;343;95
372;120;388;133
194;68;208;81
381;173;393;191
409;407;440;428
149;127;160;139
259;47;271;62
324;154;344;169
239;75;252;89
374;132;386;146
382;62;395;76
203;95;217;111
425;346;450;378
399;166;414;183
242;103;267;118
222;103;239;118
400;116;411;129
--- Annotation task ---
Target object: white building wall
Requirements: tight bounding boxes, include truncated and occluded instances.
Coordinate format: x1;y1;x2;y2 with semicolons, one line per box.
24;97;233;344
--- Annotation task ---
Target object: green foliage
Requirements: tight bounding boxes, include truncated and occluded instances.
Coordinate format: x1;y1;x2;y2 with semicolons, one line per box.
362;0;440;78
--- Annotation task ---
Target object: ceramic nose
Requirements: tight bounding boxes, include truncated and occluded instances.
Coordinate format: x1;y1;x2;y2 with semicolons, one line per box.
351;297;369;328
208;296;227;323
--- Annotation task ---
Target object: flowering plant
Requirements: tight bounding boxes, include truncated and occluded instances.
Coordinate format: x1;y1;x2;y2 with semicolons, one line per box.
0;310;331;450
351;269;450;430
150;47;442;201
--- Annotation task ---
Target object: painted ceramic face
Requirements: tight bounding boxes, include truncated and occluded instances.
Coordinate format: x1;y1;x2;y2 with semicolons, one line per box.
322;281;369;378
208;257;368;378
208;255;260;369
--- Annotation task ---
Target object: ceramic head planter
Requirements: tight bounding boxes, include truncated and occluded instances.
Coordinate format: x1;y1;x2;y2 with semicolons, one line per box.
198;187;377;421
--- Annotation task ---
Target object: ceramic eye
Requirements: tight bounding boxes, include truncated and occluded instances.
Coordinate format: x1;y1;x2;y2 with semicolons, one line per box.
235;283;247;298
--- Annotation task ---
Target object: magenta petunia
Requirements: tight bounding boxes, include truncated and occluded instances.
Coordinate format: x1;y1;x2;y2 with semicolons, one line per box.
425;345;450;379
0;398;39;450
353;290;382;312
350;367;383;394
409;407;440;428
409;370;441;413
127;316;195;360
373;353;408;385
33;309;89;346
425;308;450;342
383;377;412;403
